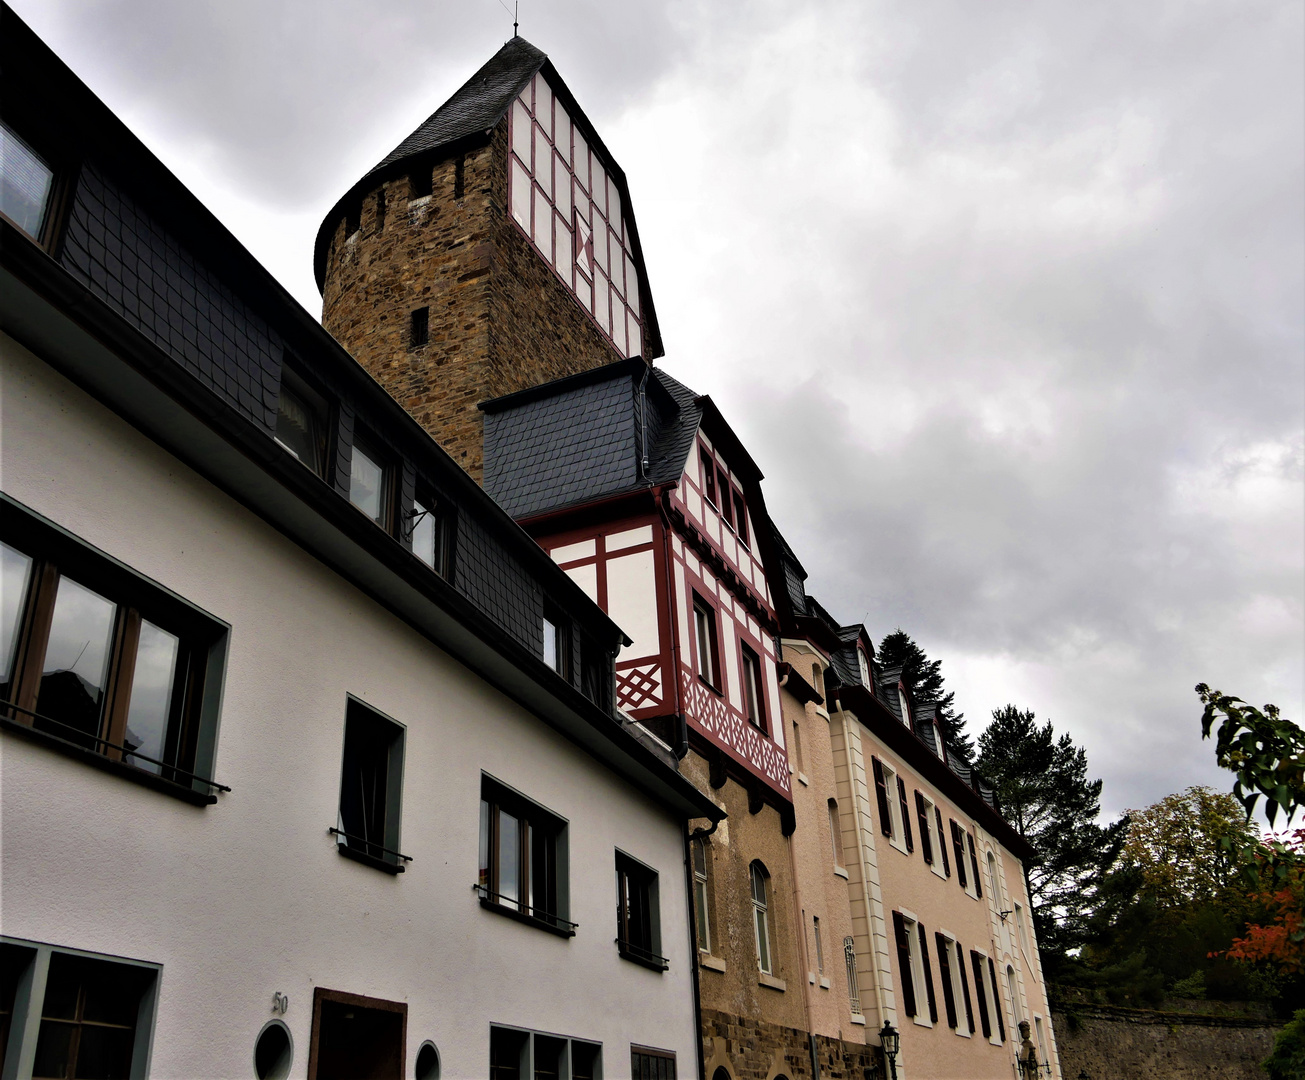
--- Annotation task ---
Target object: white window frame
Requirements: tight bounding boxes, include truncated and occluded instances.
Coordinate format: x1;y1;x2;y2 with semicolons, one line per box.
751;862;773;975
881;759;908;855
897;686;911;725
938;929;971;1038
692;838;711;955
972;945;1003;1045
919;792;947;881
898;909;932;1029
857;648;871;688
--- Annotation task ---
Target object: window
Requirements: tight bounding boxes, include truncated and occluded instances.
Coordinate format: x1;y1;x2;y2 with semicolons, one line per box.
692;594;720;691
892;912;936;1027
732;490;749;547
349;431;393;530
454;155;466;200
616;851;665;970
1;122;54;241
700;449;717;506
915;791;935;866
579;631;610;709
950;820;969;892
791;718;804;773
967;831;983;898
897;776;915;852
828;799;845;869
275;363;330;479
408;487;454;578
478;776;570;933
374;187;386;234
987;850;1000;909
309;988;406;1080
717;468;733;529
0;504;227;802
255;1021;293;1080
335;699;407;872
871;757;903;845
409;167;432;199
1;940;160;1080
409;306;429;349
897;685;911;724
1007;965;1022;1025
1034;1016;1047;1066
935;933;961;1033
631;1046;676;1080
1014;903;1028;954
812;916;824;975
936;807;952;876
750;861;773;975
857;648;871;688
692;838;711;954
541;604;569;677
843;936;861;1016
740;643;766;731
489;1027;527;1080
955;938;976;1036
986;954;1007;1043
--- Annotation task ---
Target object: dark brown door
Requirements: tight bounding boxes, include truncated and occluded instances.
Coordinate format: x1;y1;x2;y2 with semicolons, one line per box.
309;989;406;1080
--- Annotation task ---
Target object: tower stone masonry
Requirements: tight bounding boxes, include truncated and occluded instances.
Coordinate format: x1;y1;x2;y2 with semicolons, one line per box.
317;37;661;481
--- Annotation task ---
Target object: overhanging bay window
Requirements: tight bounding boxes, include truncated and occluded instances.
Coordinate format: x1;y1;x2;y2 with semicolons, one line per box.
478;776;572;934
0;498;228;803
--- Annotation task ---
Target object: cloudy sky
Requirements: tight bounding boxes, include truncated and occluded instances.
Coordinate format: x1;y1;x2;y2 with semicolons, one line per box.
16;0;1302;822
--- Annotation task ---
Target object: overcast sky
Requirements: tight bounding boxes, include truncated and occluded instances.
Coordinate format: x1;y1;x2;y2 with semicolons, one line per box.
16;0;1303;823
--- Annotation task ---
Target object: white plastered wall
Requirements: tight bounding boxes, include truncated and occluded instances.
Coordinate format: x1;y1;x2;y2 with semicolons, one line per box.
0;331;699;1079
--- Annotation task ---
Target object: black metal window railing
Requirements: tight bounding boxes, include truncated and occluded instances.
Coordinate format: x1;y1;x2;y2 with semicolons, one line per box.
474;883;578;930
615;937;669;970
328;827;413;864
1;701;230;793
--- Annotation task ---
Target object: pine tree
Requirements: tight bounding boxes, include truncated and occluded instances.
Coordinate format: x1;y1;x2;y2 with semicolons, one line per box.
977;705;1128;974
877;629;974;763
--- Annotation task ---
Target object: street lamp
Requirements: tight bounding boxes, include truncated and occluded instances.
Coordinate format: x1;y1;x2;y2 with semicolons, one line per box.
878;1021;900;1080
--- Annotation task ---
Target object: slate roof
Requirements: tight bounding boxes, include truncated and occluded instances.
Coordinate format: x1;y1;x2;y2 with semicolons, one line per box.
481;359;703;520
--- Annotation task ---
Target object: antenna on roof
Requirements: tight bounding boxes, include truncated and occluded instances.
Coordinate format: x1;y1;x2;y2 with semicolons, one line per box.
514;1;519;35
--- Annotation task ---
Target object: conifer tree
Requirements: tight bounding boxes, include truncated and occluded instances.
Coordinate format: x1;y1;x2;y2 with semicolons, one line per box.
877;629;974;763
977;705;1128;973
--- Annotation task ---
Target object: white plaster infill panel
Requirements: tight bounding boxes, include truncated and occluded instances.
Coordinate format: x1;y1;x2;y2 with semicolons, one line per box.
607;548;657;660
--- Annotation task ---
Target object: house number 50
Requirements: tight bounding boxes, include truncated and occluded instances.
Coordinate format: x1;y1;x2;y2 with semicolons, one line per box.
272;992;289;1015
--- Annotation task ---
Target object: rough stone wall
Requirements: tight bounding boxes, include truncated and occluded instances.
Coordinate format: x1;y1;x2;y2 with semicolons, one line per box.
320;120;626;481
702;1009;882;1080
1052;1004;1281;1080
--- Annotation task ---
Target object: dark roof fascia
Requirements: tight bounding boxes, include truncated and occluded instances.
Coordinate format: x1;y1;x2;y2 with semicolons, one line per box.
311;129;493;288
787;614;844;655
832;684;1032;860
696;396;764;484
517;486;667;537
0;18;628;649
777;662;823;707
1;224;723;822
479;355;648;414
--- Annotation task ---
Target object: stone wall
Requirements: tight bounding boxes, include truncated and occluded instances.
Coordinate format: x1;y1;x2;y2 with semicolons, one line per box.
1052;1002;1281;1080
702;1008;883;1080
320;121;626;481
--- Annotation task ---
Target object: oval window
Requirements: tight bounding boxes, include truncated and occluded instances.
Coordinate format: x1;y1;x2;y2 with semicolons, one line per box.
254;1020;293;1080
415;1041;440;1080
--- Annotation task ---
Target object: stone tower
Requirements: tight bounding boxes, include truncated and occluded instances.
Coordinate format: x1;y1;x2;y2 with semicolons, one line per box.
315;36;663;480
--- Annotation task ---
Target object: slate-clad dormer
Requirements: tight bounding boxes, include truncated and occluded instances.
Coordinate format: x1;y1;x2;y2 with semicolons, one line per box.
316;36;662;481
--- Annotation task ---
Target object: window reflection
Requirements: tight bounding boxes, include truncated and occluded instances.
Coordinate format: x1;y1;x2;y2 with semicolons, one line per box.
0;542;33;698
498;809;519;904
123;619;180;773
349;441;386;525
0;123;53;241
34;577;117;747
412;497;436;569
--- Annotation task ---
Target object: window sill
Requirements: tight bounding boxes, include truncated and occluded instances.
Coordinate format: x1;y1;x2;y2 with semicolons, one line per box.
617;942;669;972
796;771;810;786
758;972;786;992
833;864;849;880
929;864;949;881
696;675;724;697
849;1013;866;1026
1;717;217;806
698;953;726;973
819;976;831;989
911;1015;932;1028
337;843;405;875
479;897;576;938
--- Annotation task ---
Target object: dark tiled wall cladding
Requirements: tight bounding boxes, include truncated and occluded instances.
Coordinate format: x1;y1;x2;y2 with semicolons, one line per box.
57;162;549;664
61;164;282;432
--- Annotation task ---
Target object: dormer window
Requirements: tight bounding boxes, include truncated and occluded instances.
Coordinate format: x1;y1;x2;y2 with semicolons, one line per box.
701;450;717;507
897;686;911;726
857;649;871;689
1;122;54;242
932;721;946;759
718;468;734;529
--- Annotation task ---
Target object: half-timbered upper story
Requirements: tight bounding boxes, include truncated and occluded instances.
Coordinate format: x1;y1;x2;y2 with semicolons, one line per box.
482;358;793;814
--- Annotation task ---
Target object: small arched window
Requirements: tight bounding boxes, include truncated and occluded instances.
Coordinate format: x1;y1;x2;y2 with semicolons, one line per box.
750;861;773;974
828;799;845;868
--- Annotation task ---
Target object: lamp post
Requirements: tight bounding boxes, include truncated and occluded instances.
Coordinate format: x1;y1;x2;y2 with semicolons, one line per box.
878;1021;900;1080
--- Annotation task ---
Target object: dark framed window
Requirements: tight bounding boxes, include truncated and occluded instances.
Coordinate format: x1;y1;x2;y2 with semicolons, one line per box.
632;1046;676;1080
477;776;572;934
967;831;984;898
308;987;406;1080
692;838;711;953
700;449;717;506
732;489;749;547
936;807;951;876
0;500;228;803
1;938;161;1080
349;430;395;531
334;699;408;873
1;121;56;243
409;167;432;199
542;603;569;678
616;851;665;970
750;861;773;975
897;776;914;852
489;1027;600;1080
871;757;894;840
692;593;720;691
275;362;331;479
407;485;455;579
717;468;733;529
951;820;969;891
915;791;935;865
409;307;429;349
740;643;766;731
579;632;610;709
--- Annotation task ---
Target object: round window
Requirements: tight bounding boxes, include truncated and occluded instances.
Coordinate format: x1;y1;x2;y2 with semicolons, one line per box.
254;1020;293;1080
415;1041;440;1080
